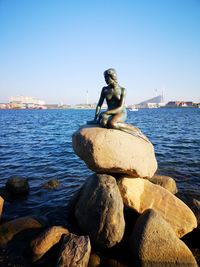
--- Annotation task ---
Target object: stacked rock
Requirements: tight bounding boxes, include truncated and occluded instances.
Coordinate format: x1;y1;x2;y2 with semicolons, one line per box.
72;125;198;266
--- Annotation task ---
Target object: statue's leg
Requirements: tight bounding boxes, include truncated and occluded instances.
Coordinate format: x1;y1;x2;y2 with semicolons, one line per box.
108;113;150;142
100;113;111;128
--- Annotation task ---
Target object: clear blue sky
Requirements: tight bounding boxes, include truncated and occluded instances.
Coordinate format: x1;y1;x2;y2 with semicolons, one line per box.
0;0;200;104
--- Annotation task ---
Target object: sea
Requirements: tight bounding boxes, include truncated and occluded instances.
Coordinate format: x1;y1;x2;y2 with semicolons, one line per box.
0;108;200;224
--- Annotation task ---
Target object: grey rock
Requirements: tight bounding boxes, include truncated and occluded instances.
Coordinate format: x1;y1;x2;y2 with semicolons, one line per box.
6;176;29;195
75;174;125;248
56;233;91;267
130;209;198;267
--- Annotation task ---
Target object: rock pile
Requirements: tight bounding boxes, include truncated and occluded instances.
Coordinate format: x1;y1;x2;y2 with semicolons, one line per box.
0;125;198;266
0;202;91;267
72;125;198;266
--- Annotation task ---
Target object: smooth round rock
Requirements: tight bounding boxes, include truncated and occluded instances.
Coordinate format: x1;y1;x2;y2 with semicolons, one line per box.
6;176;29;195
72;125;157;178
0;216;43;247
130;209;198;266
31;226;69;261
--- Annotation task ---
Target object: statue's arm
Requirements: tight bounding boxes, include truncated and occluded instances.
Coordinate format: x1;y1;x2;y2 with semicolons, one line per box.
94;88;105;120
106;87;126;115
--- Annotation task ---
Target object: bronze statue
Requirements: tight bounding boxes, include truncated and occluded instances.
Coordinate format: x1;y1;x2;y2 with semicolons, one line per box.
88;68;149;142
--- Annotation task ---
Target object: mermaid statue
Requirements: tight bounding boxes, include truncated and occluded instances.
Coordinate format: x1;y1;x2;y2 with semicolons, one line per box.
87;68;149;142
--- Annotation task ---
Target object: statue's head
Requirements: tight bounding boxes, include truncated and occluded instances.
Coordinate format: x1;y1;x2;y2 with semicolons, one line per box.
104;68;118;85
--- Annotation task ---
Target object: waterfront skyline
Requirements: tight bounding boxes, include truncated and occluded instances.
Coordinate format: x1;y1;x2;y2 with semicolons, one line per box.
0;0;200;105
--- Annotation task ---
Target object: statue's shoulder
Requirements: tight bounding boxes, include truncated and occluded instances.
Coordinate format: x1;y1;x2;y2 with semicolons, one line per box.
101;86;109;94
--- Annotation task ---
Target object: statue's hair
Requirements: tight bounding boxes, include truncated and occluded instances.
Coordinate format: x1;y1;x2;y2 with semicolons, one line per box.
104;68;118;81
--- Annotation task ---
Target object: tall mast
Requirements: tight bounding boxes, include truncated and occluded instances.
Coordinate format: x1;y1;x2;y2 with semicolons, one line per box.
86;90;89;105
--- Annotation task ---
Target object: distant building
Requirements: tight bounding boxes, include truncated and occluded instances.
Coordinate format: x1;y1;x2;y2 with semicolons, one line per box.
136;95;165;108
166;101;179;107
185;102;193;107
9;96;46;109
0;103;8;109
166;101;193;107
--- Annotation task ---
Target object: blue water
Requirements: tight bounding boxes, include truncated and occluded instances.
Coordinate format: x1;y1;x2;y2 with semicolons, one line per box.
0;108;200;222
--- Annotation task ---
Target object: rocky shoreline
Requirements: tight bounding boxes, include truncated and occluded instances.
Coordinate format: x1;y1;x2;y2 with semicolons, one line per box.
0;125;199;266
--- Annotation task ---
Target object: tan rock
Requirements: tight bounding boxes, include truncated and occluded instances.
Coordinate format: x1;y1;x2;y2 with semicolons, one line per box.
57;233;91;267
31;226;69;261
0;196;4;221
149;174;178;194
118;178;197;237
130;209;198;266
72;125;157;178
88;253;101;267
0;216;43;247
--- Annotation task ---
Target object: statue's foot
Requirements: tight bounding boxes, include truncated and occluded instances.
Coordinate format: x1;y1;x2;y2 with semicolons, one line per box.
87;120;99;125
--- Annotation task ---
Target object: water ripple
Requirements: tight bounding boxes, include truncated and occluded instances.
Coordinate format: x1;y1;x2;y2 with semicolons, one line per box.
0;108;200;220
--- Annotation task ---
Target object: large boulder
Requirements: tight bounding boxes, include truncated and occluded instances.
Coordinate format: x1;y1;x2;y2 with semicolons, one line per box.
30;226;69;262
72;125;157;178
75;174;125;248
130;209;198;266
57;233;91;267
118;177;197;237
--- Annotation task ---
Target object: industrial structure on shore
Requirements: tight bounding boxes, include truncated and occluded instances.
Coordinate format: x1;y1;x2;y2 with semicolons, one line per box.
134;94;165;109
128;94;199;109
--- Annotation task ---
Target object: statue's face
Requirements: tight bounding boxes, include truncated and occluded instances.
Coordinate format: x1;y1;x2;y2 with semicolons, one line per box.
104;74;114;85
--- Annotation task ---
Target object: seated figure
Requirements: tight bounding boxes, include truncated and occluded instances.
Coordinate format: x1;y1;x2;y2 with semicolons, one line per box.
88;68;149;142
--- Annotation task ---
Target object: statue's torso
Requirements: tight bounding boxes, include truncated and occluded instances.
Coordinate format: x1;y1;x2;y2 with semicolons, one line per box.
103;86;125;110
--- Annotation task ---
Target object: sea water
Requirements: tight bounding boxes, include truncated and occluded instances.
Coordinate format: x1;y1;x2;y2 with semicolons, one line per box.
0;108;199;222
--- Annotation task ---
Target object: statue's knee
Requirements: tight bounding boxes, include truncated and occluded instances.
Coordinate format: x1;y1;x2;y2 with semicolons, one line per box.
109;120;119;129
100;118;107;127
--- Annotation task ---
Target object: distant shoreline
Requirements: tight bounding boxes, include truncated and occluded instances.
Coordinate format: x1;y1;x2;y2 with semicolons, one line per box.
0;106;199;111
